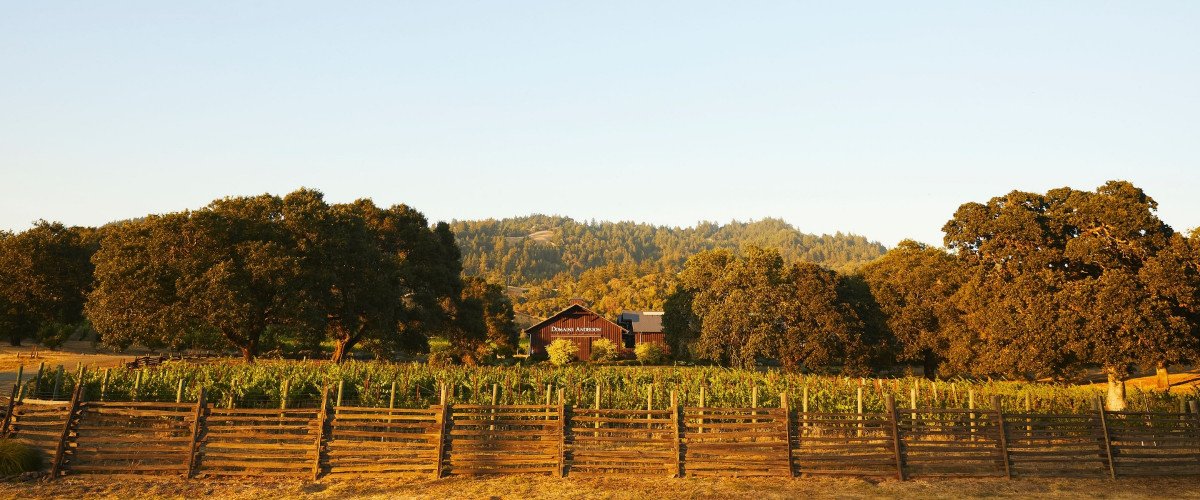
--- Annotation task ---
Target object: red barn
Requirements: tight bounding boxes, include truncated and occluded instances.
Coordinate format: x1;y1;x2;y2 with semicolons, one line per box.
525;301;627;361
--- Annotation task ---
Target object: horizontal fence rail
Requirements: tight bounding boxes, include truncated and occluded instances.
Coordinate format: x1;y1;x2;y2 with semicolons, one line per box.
1;387;1198;480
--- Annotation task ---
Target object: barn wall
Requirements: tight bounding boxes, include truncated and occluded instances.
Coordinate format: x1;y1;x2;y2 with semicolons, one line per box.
635;332;667;348
529;309;625;361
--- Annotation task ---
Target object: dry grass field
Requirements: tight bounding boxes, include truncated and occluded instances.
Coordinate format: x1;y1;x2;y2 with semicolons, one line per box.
0;475;1198;500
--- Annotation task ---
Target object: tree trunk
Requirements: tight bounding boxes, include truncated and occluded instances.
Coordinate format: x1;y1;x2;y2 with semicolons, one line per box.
1155;363;1170;391
922;350;938;381
240;336;258;363
332;339;349;364
8;334;20;347
1105;368;1126;412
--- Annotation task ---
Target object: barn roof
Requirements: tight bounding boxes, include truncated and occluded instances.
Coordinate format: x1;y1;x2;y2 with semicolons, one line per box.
618;311;664;333
523;303;628;334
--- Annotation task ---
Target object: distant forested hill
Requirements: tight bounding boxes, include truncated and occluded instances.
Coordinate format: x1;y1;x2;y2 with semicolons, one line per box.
449;216;887;320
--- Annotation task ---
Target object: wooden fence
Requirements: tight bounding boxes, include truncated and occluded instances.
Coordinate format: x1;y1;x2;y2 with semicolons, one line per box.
2;388;1198;480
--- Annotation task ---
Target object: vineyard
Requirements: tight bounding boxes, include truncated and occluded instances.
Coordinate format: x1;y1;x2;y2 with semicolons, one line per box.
12;361;1194;413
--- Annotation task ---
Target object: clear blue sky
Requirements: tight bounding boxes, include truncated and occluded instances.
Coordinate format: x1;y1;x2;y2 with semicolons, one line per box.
2;2;1197;247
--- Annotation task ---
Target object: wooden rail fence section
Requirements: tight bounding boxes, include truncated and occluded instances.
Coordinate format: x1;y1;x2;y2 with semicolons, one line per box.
2;392;1198;480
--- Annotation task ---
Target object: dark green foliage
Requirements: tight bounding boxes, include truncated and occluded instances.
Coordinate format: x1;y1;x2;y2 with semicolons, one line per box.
941;181;1200;409
0;222;96;346
666;247;872;373
0;440;44;475
858;240;963;378
86;190;471;363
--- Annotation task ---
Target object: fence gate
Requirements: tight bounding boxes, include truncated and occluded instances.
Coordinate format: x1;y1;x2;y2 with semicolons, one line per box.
68;402;196;475
567;408;677;476
898;408;1007;478
1004;413;1109;477
1107;410;1200;477
324;406;441;477
7;399;76;473
682;406;790;477
196;407;321;477
445;404;563;476
792;411;897;477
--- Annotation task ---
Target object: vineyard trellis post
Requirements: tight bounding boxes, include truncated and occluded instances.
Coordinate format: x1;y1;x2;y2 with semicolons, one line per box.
32;362;46;398
99;368;109;402
1096;396;1116;480
856;386;863;437
968;389;976;441
992;395;1011;479
885;394;905;481
50;379;83;478
185;387;207;478
594;384;601;438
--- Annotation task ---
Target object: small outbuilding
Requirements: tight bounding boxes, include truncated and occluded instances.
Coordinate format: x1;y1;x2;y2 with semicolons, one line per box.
617;311;666;349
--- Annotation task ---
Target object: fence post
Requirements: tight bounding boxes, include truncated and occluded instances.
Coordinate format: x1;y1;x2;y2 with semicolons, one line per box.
557;391;566;478
885;394;905;481
1096;396;1116;480
50;380;83;478
185;387;207;478
1;384;18;436
1189;401;1199;459
782;392;795;478
992;395;1011;479
12;365;22;401
698;386;706;435
312;387;329;481
671;390;682;478
434;386;450;479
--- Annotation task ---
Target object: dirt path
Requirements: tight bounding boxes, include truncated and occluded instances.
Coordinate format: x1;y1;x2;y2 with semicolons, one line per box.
0;341;159;393
0;475;1195;500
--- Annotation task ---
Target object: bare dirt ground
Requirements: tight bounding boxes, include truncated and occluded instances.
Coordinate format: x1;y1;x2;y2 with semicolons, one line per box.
0;475;1197;500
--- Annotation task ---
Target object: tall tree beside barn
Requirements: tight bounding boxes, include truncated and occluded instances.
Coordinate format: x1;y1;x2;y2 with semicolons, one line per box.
943;181;1200;409
858;240;964;379
775;262;872;375
666;247;870;372
459;277;519;353
0;222;96;346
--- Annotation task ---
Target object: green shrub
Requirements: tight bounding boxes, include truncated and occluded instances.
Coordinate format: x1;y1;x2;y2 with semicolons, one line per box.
546;339;578;366
635;342;669;365
426;345;457;367
0;440;43;475
590;338;619;363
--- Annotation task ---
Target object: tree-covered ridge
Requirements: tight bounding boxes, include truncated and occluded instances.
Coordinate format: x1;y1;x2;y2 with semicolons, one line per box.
450;216;888;286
